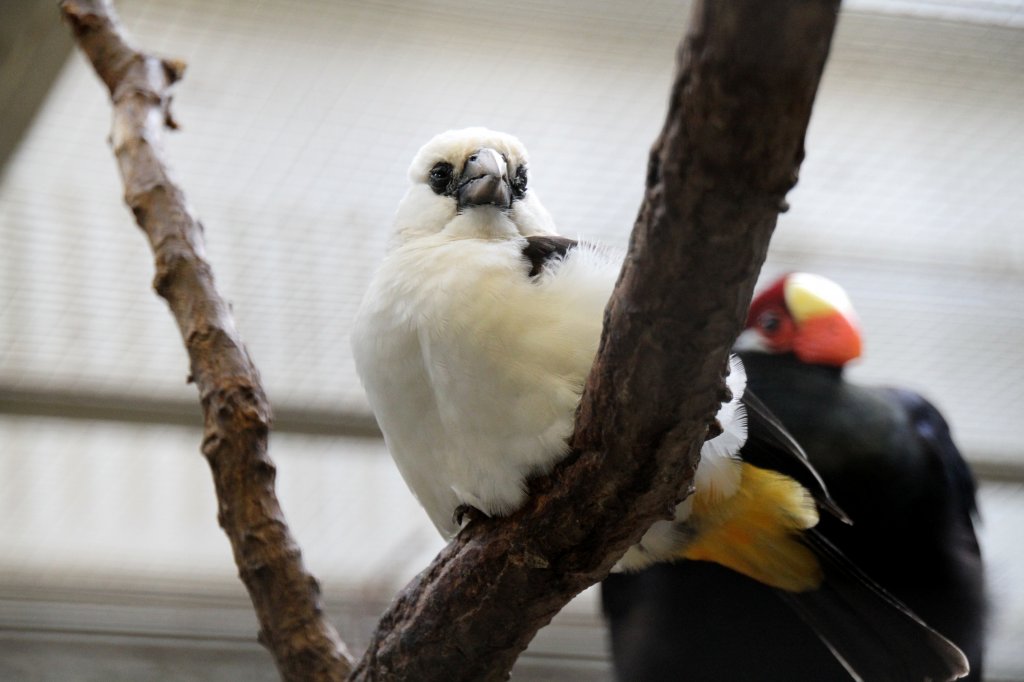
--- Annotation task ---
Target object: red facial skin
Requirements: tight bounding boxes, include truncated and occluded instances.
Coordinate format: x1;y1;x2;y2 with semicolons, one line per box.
746;275;862;368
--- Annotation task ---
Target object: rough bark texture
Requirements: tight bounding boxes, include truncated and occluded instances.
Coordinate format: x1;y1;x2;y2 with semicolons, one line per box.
59;1;354;680
351;1;840;680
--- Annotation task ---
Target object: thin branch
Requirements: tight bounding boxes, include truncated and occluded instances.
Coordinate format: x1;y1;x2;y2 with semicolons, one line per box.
351;1;840;680
59;1;354;679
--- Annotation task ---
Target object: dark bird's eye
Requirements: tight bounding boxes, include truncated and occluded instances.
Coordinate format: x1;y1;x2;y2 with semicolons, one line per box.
429;162;454;194
512;165;528;198
759;310;782;334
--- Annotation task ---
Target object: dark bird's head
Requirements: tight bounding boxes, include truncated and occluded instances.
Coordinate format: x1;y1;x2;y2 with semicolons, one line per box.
736;272;863;367
393;127;556;242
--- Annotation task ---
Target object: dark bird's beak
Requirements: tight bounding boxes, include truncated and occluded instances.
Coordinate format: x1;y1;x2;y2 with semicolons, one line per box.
457;148;512;210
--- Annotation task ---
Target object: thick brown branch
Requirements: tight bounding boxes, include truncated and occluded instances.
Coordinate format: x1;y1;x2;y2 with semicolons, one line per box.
59;1;354;679
352;1;840;680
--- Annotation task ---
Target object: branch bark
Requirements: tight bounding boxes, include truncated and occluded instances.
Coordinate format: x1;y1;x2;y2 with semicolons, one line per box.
352;1;840;680
59;1;354;679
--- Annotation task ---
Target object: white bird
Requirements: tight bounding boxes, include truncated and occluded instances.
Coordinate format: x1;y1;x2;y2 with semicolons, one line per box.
350;128;970;680
351;127;806;572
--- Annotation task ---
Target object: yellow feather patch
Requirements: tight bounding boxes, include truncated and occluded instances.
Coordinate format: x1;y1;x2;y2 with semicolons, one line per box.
680;463;823;593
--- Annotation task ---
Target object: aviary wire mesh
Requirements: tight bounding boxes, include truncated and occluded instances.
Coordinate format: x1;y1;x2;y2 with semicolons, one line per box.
0;0;1022;676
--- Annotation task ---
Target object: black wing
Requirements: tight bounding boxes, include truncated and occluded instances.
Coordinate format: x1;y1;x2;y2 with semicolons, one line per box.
521;235;578;278
886;387;980;527
741;388;851;524
779;528;970;682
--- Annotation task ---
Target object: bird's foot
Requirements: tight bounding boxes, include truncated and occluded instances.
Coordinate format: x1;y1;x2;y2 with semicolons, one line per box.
453;504;485;530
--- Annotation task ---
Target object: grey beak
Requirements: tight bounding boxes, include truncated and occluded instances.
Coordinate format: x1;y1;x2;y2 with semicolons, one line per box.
457;148;512;210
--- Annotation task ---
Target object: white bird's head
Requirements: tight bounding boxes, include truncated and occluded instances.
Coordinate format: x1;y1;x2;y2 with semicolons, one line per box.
393;127;557;243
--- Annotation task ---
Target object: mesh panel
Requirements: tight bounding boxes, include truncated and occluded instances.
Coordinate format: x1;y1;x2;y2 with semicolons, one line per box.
1;1;1023;676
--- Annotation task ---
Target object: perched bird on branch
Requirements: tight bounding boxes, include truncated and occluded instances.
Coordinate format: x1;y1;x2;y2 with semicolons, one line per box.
352;127;761;572
352;129;969;680
603;272;985;681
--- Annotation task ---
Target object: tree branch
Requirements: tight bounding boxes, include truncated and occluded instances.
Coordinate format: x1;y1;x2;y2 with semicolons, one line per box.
59;1;354;679
351;1;840;680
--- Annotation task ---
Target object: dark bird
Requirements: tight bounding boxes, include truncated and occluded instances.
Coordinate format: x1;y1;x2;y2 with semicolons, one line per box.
602;272;985;681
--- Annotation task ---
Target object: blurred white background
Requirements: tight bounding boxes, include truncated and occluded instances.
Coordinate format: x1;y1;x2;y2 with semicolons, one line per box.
1;0;1022;679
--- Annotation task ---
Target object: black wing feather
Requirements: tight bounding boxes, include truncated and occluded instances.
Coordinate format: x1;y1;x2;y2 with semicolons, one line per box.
522;235;578;277
886;387;980;523
742;388;852;523
779;528;970;682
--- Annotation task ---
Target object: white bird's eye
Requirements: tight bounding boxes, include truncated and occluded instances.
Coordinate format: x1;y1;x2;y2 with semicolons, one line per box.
512;165;528;198
429;162;454;195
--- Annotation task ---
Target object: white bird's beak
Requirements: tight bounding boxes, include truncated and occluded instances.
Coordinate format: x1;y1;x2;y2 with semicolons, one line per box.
457;148;512;210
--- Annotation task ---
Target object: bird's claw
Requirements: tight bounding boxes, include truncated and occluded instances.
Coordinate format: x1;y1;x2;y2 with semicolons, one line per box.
453;504;483;529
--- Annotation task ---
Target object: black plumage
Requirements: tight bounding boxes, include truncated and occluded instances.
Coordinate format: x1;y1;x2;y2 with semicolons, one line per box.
742;351;986;676
521;234;578;277
602;350;986;681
